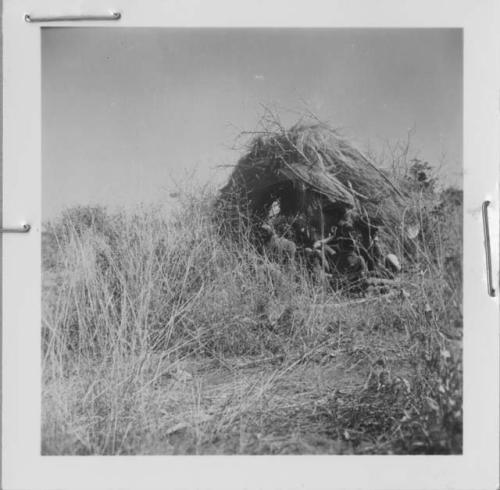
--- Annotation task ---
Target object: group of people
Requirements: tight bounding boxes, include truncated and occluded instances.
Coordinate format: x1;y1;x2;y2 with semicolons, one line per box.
259;209;400;289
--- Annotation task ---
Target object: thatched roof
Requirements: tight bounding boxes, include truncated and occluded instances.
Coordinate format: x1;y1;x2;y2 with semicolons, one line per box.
219;122;406;239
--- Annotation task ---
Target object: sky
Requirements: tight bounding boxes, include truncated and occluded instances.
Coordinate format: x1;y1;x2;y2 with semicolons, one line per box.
42;28;462;220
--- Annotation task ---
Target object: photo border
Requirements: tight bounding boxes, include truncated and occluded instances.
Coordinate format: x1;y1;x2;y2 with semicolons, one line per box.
3;1;499;489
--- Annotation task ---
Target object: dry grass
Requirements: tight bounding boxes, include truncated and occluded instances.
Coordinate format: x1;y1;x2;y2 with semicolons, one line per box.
41;163;462;455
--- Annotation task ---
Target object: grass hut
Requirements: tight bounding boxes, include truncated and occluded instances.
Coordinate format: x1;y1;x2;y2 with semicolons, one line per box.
217;120;410;272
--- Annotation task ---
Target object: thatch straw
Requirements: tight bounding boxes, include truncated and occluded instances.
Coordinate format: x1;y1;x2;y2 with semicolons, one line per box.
218;120;408;254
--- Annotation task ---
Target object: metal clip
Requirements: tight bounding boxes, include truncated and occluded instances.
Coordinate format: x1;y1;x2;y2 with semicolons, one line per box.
482;200;496;297
0;224;31;234
24;12;121;23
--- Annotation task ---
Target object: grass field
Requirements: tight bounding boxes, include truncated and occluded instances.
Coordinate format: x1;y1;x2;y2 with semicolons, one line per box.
41;169;463;455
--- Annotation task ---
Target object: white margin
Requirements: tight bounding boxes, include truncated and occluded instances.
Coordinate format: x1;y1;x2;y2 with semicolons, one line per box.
2;0;499;489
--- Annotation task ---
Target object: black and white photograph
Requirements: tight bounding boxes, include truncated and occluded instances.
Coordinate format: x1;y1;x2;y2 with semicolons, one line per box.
41;27;463;455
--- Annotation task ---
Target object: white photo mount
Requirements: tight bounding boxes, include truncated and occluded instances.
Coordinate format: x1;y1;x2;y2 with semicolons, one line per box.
2;1;499;489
